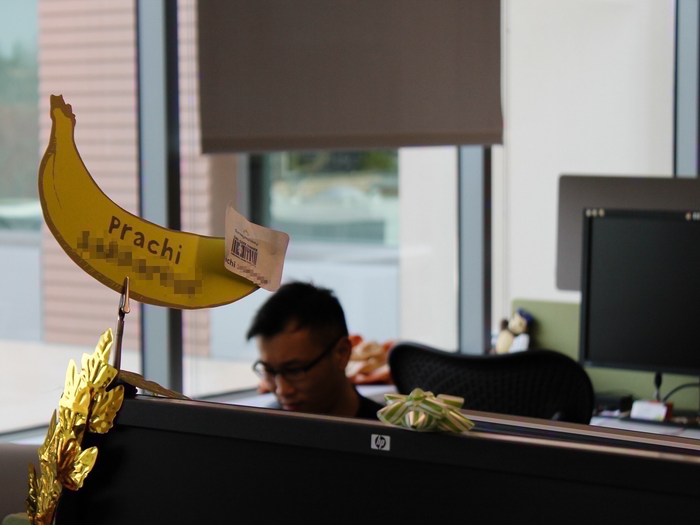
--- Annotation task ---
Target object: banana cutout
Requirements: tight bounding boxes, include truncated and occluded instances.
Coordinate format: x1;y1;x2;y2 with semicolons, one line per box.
39;95;259;308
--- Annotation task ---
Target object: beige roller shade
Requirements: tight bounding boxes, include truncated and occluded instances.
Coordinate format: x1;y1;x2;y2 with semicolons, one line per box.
197;0;502;152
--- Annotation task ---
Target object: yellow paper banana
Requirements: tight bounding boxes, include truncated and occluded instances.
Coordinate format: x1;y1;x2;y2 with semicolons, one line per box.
39;95;258;308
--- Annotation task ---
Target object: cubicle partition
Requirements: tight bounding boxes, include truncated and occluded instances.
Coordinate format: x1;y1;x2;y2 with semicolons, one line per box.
55;396;700;523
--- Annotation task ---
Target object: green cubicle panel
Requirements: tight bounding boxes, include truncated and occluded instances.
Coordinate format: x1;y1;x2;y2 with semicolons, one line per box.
512;299;699;411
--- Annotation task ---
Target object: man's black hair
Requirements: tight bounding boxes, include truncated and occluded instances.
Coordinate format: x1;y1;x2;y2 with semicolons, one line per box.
246;281;348;343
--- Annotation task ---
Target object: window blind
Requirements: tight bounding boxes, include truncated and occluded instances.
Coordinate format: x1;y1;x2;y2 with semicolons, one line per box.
197;0;502;152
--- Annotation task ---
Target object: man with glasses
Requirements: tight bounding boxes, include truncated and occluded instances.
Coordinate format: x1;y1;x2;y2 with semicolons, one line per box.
247;282;384;419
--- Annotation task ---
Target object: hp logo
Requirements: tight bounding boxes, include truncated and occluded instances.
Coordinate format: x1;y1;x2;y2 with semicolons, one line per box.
371;434;391;451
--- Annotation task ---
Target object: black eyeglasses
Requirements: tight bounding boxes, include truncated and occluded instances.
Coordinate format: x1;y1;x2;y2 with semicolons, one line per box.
252;335;344;385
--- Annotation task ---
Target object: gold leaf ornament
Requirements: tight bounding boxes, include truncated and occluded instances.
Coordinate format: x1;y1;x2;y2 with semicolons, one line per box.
89;386;125;434
56;439;98;491
37;411;57;466
26;462;60;525
81;330;117;391
26;328;124;525
59;360;90;417
117;369;189;399
55;438;79;488
26;465;39;516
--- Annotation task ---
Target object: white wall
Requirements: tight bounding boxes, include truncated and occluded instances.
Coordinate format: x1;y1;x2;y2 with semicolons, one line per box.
398;147;458;351
497;0;675;313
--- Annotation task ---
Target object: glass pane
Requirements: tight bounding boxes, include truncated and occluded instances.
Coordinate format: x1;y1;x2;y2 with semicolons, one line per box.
177;0;400;399
268;151;399;245
0;0;141;434
178;0;260;398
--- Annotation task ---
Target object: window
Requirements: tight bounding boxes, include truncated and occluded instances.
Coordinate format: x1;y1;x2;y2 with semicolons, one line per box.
0;0;141;434
263;151;399;246
177;0;402;400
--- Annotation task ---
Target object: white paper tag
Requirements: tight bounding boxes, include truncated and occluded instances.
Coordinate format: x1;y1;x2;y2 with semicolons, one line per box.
630;400;668;421
224;203;289;291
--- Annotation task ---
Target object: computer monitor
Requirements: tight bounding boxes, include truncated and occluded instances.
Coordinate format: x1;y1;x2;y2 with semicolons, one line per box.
55;396;700;524
556;175;700;291
580;208;700;376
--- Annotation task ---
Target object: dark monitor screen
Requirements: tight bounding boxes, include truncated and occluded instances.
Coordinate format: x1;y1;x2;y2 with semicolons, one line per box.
580;209;700;375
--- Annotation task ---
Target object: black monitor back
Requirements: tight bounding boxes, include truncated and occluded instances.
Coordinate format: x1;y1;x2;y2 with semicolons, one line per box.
56;396;700;524
557;175;700;290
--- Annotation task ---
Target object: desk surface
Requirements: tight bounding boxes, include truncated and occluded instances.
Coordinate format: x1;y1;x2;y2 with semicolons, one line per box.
221;385;700;441
591;415;700;440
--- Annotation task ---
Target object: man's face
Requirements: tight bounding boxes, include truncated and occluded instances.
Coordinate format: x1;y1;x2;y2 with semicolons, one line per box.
256;326;350;415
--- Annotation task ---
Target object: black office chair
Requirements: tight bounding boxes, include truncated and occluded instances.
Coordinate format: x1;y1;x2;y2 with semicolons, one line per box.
388;343;594;424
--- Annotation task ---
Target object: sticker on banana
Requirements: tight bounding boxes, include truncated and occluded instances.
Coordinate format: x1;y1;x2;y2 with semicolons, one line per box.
39;95;260;309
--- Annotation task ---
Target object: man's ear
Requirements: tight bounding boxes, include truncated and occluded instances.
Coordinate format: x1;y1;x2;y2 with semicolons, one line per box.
334;336;352;370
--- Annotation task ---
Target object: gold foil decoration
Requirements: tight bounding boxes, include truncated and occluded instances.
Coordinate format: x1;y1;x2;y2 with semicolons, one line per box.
89;388;125;433
26;328;124;525
117;369;189;400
